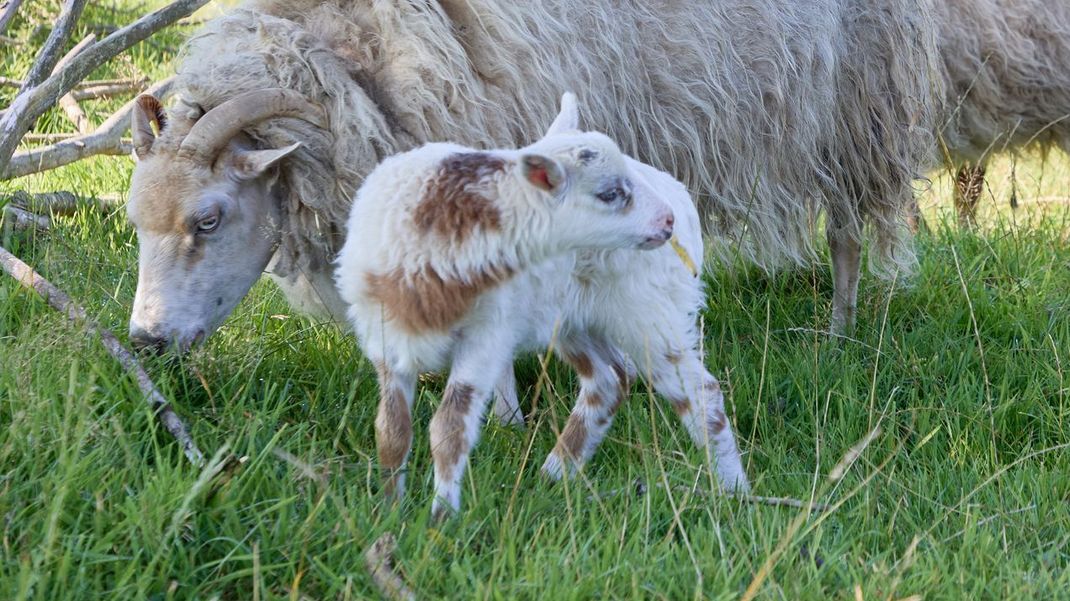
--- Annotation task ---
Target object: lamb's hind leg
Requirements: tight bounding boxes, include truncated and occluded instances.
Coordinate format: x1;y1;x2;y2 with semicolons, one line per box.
828;224;862;336
541;334;631;479
651;350;749;492
491;361;524;427
428;334;512;519
373;361;417;499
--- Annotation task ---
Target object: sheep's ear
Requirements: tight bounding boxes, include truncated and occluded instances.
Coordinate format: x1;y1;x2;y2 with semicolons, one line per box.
520;153;566;193
544;92;579;137
132;94;167;159
227;142;302;181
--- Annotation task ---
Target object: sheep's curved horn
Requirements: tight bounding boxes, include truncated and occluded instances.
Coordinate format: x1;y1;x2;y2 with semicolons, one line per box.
178;88;328;164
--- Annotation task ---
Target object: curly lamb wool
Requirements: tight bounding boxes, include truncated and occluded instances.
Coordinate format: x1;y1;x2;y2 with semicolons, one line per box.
171;0;940;282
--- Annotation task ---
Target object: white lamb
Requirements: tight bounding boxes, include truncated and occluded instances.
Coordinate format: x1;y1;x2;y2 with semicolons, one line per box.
335;94;749;517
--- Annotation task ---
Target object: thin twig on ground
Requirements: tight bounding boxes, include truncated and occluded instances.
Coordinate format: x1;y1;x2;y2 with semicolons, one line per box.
364;532;417;601
0;244;205;466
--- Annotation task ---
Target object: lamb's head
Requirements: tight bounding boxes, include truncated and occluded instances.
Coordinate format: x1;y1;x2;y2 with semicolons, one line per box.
125;89;325;353
516;94;675;252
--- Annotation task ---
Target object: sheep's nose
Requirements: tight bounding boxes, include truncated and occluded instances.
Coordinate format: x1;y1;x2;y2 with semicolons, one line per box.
129;326;167;354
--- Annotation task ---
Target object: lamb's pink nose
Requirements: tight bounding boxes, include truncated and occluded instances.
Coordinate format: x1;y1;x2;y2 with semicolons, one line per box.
660;213;674;232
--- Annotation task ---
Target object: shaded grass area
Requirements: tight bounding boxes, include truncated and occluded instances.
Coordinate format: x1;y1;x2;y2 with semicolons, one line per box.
2;2;1070;600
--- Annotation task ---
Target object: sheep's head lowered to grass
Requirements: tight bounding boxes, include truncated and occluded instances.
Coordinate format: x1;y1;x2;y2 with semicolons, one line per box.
125;89;326;352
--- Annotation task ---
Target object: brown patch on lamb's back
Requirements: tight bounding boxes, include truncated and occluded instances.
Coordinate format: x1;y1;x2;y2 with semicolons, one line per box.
413;152;505;243
365;263;514;333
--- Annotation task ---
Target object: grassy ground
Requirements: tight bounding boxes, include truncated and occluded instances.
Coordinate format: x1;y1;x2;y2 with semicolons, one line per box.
2;4;1069;600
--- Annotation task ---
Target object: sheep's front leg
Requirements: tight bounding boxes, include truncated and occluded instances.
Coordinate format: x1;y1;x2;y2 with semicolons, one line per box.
373;361;417;499
652;350;749;492
828;224;861;336
491;361;525;427
428;335;512;519
542;334;632;478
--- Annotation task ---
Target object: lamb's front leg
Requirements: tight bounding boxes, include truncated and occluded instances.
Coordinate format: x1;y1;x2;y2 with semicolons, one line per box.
542;334;632;478
428;334;513;519
651;350;749;492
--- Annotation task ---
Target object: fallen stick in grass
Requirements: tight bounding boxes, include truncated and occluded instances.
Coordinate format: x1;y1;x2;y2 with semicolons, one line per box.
364;532;416;601
0;244;205;466
4;190;116;216
2;204;50;231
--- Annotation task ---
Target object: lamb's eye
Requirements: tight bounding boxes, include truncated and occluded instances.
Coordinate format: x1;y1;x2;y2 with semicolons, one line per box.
596;188;621;204
196;214;219;233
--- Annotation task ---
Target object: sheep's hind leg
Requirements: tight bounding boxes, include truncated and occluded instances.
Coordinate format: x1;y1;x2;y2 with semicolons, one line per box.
491;361;524;427
651;350;749;492
828;225;861;336
542;334;631;479
373;361;417;500
428;335;512;519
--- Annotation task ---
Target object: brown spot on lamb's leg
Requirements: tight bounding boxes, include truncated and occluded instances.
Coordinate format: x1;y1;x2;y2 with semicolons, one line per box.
542;335;629;479
373;362;416;500
828;224;861;337
650;350;749;492
954;163;986;229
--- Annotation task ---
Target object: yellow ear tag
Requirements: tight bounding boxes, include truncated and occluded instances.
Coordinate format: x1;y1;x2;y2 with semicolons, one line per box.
669;235;698;277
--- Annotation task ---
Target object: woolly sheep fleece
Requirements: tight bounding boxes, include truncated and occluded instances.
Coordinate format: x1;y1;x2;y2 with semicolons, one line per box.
173;0;940;278
935;0;1070;166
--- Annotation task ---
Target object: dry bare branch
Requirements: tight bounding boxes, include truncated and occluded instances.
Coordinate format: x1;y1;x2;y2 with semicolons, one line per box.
4;190;115;216
54;33;97;134
0;0;209;173
72;80;147;101
17;1;88;93
2;204;50;231
0;244;205;466
1;76;148;90
0;0;25;35
364;532;417;601
3;76;173;179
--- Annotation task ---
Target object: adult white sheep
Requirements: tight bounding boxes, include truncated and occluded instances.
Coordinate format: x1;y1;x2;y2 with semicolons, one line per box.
125;0;940;355
934;0;1070;223
336;94;748;516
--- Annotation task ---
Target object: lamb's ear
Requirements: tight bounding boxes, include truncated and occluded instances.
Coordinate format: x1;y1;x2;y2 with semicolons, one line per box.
132;94;167;159
520;153;566;193
228;142;302;181
544;92;579;137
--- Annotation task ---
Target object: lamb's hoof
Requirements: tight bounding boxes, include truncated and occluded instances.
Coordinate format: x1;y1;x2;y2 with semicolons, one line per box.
540;453;565;481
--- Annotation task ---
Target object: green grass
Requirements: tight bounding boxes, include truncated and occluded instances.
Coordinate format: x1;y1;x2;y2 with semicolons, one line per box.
2;3;1070;599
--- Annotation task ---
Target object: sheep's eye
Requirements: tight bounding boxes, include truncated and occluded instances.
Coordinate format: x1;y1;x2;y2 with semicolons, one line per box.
596;188;621;204
196;214;219;233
